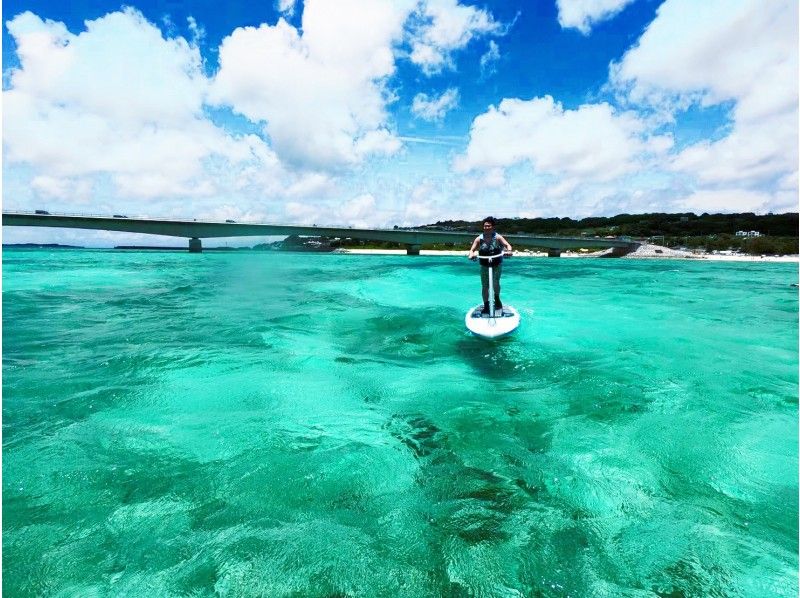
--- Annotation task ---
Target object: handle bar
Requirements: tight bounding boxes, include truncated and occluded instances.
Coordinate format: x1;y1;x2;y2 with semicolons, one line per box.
470;252;511;261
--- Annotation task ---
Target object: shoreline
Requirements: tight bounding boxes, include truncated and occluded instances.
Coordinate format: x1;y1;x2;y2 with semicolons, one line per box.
4;244;795;262
333;247;799;262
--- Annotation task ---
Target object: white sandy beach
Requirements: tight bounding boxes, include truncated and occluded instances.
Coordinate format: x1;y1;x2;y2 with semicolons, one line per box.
334;245;799;262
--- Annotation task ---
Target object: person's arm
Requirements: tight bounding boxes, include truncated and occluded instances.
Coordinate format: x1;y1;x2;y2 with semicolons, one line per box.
497;234;513;253
468;236;480;259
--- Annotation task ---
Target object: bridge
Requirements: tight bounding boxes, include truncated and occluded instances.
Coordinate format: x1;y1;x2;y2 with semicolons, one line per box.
2;211;639;256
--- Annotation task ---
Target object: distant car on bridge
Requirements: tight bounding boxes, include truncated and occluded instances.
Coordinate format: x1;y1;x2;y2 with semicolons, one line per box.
225;219;236;223
113;214;128;218
35;210;49;215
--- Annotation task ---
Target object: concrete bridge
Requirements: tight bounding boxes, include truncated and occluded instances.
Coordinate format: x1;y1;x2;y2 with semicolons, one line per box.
2;211;639;256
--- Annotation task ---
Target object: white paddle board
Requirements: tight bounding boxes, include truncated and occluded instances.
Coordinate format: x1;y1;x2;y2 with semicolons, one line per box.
465;305;520;338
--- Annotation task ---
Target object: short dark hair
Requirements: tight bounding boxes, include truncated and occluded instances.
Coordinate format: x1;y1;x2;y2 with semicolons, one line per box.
483;216;496;226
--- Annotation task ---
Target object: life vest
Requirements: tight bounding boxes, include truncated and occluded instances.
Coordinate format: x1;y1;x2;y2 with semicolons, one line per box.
478;232;503;267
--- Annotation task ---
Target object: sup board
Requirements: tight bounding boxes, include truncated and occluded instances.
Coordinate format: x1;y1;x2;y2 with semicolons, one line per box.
465;250;520;338
465;305;520;338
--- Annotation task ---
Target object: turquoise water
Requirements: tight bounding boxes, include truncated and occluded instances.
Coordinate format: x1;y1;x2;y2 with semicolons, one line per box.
3;248;798;597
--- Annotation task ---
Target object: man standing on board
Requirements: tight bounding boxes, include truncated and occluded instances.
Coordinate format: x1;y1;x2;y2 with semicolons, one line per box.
468;216;513;314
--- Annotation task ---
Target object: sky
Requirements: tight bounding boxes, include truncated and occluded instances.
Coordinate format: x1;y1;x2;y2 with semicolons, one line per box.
2;0;798;246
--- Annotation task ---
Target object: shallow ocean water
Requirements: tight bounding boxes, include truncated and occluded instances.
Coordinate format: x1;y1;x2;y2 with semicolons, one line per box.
3;248;798;597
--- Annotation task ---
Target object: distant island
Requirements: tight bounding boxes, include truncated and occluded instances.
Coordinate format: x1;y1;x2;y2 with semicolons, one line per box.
3;243;84;249
273;211;798;255
416;211;796;235
408;211;798;255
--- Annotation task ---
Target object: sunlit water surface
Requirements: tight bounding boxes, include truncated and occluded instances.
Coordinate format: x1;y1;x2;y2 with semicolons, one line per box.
3;249;798;597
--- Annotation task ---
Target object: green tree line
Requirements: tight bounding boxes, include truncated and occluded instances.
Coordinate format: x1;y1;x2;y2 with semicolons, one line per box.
424;212;797;237
416;212;798;255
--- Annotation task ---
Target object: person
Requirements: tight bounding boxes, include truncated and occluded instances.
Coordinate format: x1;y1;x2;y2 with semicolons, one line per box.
468;216;513;314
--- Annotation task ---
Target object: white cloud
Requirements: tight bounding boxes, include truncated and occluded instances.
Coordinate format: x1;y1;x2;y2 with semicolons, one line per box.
611;0;798;192
540;178;579;200
451;0;797;217
454;96;670;184
3;0;507;231
276;0;298;16
30;175;94;202
462;167;505;193
339;193;377;225
411;180;435;203
556;0;636;35
402;179;441;224
6;10;203;126
283;192;383;227
209;0;412;171
3;9;279;200
199;204;267;223
354;128;403;159
411;88;460;121
284;201;322;224
479;40;500;75
407;0;502;75
668;124;794;186
404;201;436;223
187;16;205;44
286;172;336;198
674;189;771;213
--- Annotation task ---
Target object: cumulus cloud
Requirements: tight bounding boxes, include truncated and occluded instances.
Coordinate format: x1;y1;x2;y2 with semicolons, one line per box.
411;88;459;121
556;0;636;35
452;0;797;216
210;0;503;167
209;0;503;168
454;95;671;184
611;0;798;192
3;9;280;200
4;0;506;222
209;0;411;171
5;10;203;128
407;0;503;74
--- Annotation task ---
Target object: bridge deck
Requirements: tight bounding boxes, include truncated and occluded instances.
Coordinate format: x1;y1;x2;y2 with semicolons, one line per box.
2;212;638;252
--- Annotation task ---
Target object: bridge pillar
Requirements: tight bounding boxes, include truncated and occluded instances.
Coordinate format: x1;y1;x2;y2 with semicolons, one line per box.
406;244;421;255
189;237;202;253
547;249;561;257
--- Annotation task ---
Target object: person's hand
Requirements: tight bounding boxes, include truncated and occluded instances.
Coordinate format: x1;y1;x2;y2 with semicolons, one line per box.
504;250;513;257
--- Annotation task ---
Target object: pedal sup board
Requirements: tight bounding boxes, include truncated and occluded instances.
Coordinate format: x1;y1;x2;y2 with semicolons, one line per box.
465;305;520;338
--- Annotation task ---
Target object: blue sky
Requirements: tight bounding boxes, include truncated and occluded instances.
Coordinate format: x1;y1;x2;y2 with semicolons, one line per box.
2;0;797;246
